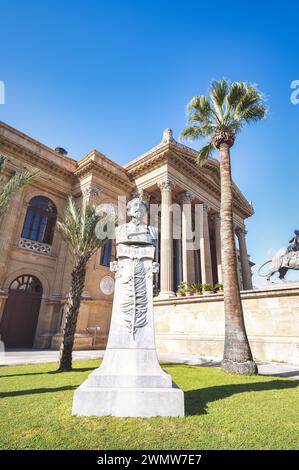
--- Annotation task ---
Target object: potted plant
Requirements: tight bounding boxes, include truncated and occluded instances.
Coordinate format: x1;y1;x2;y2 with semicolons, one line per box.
176;281;186;297
188;284;198;296
185;283;194;297
190;283;202;296
214;283;224;293
195;283;203;295
203;283;213;295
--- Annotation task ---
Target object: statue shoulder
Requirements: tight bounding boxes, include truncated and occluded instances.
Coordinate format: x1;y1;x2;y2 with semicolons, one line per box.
115;224;128;243
148;225;158;241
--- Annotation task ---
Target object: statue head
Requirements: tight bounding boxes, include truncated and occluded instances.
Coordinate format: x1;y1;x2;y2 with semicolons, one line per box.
127;198;148;223
294;230;299;236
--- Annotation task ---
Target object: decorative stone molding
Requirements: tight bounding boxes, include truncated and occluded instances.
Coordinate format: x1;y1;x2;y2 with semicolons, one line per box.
202;202;210;213
82;186;102;199
100;276;115;295
235;226;248;236
158;179;175;192
161;128;175;144
19;238;52;255
179;191;194;204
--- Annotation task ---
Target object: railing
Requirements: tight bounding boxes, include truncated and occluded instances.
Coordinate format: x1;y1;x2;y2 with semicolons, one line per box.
19;238;52;255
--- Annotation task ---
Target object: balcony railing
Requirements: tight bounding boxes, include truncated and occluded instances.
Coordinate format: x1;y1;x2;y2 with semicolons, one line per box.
19;237;52;255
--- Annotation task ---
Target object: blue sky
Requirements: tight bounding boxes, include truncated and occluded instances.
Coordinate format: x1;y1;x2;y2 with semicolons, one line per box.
1;0;298;285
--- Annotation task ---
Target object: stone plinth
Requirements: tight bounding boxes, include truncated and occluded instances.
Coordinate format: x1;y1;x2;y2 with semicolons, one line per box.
73;242;184;417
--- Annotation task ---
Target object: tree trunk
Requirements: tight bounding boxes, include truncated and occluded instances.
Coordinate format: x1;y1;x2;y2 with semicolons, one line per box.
58;257;87;371
219;143;257;374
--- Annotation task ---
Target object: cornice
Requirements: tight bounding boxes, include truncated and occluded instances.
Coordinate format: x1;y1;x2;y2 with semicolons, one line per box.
0;137;75;181
74;159;134;192
125;142;254;219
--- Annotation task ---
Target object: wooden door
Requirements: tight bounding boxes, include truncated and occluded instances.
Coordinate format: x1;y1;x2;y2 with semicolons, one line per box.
0;275;42;348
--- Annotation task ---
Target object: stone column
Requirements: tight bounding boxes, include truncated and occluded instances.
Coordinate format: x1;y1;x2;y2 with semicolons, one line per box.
158;179;176;298
212;213;222;284
180;192;195;284
0;188;25;286
236;226;253;290
199;203;213;285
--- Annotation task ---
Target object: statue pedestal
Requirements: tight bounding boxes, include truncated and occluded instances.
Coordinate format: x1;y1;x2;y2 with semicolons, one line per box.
72;244;184;417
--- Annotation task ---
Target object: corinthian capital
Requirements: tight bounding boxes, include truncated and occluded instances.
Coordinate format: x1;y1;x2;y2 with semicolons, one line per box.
180;191;194;204
235;226;247;236
211;213;221;222
158;179;175;192
202;202;210;213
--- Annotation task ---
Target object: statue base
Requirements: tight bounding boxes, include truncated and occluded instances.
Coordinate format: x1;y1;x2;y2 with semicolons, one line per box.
72;348;184;417
72;240;184;418
72;383;184;418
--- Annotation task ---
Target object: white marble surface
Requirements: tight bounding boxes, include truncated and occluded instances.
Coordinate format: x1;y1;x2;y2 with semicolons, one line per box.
72;240;185;417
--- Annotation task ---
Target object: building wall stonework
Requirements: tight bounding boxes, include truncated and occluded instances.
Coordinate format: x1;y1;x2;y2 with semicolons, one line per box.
0;121;255;350
154;284;299;365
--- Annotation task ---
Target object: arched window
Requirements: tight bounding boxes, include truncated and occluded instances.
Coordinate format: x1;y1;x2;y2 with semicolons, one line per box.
21;196;57;245
9;275;43;294
100;239;112;267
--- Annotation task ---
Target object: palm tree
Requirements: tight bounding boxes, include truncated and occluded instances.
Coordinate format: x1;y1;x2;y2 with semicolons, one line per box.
0;155;39;220
57;197;111;371
181;80;267;374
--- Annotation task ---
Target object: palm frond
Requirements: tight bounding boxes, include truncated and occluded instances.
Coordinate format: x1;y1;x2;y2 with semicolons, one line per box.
0;169;39;217
196;142;214;166
234;85;263;116
237;104;267;123
58;197;109;264
226;82;247;108
187;111;213;125
181;79;268;166
186;96;213;123
180;125;214;141
210;79;228;120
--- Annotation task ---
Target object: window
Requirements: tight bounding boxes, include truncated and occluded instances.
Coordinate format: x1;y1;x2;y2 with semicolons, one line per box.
21;196;57;245
9;275;43;294
100;239;112;267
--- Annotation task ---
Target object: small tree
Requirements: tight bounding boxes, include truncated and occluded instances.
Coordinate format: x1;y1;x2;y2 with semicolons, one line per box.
181;80;267;374
0;155;39;220
57;197;111;371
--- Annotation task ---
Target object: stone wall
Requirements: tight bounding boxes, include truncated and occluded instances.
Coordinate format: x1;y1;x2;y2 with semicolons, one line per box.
154;284;299;365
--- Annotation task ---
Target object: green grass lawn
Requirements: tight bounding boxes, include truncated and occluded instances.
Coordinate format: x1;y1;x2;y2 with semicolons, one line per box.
0;360;298;450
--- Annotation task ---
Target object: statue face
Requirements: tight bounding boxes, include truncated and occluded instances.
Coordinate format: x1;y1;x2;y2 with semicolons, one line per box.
127;199;147;222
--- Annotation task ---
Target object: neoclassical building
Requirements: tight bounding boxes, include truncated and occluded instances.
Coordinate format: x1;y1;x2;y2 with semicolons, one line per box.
0;121;254;350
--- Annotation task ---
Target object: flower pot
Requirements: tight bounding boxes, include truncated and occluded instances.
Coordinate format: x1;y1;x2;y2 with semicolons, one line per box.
176;292;185;297
185;291;193;297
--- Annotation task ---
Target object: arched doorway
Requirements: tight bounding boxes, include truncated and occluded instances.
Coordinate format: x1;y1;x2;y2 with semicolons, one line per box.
0;275;43;348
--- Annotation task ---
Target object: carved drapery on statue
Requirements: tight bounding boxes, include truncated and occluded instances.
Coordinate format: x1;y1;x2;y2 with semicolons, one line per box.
111;246;154;341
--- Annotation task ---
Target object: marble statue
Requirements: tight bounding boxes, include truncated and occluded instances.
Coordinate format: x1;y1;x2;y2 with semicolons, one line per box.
287;230;299;253
72;197;184;417
259;229;299;282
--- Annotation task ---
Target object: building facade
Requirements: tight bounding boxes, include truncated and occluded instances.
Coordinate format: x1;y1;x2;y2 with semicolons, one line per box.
0;122;254;350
